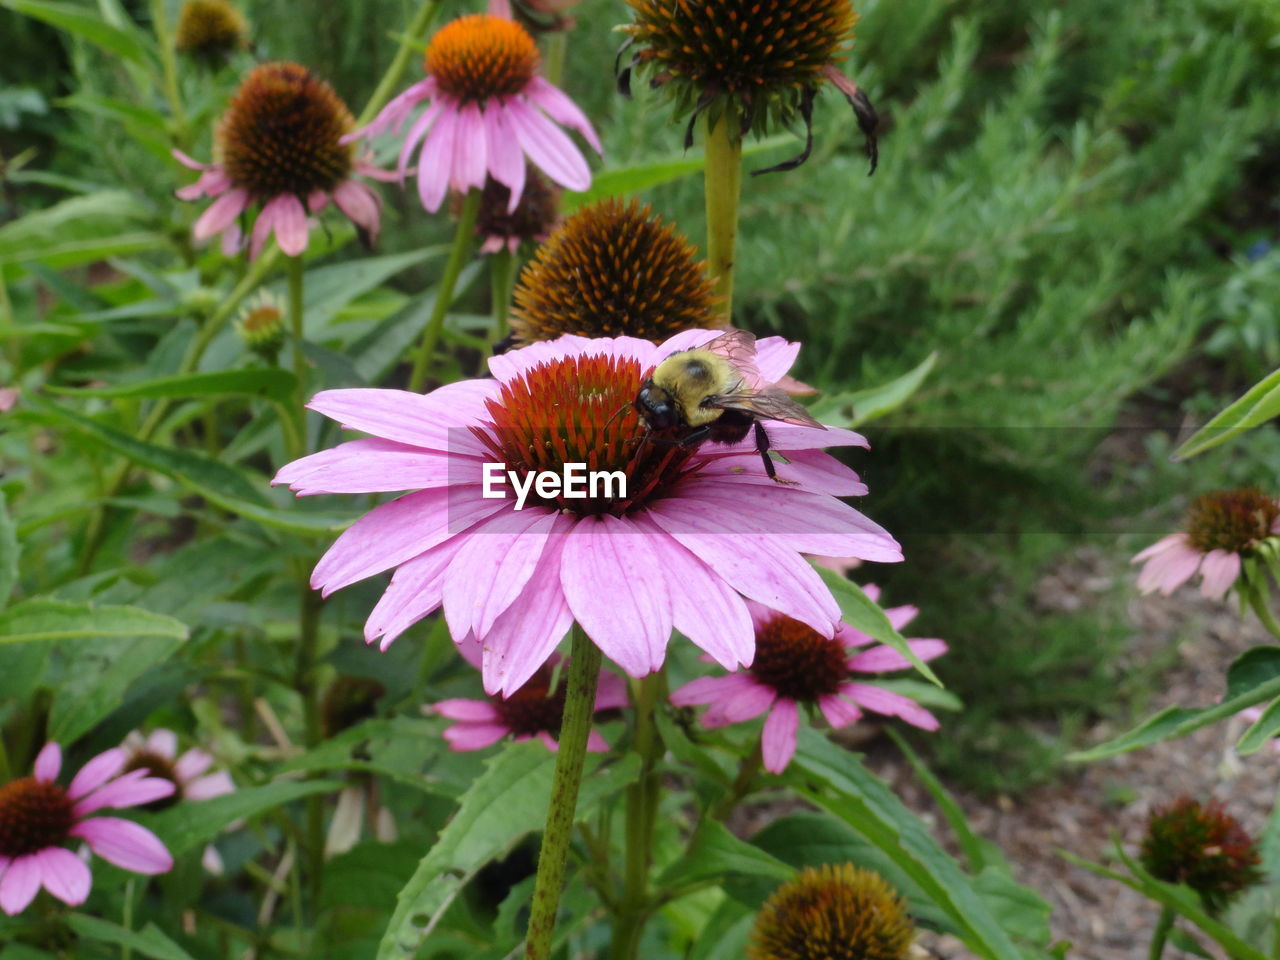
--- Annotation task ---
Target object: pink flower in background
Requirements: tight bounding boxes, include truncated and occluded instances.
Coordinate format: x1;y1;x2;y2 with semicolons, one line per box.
175;61;391;258
345;9;600;213
433;651;628;752
274;329;901;696
120;729;235;806
1237;706;1280;759
670;586;947;773
0;742;175;915
1133;488;1280;601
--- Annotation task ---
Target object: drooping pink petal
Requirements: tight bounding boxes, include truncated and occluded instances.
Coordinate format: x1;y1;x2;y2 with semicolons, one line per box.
307;190;329;213
843;683;939;730
581;729;607;752
443;508;559;638
452;102;488;192
818;694;862;729
1136;541;1203;596
398;101;443;180
1132;533;1188;563
1199;549;1242;600
172;747;213;782
418;105;459;212
268;194;309;257
192;188;250;242
33;848;90;907
33;742;61;782
364;534;471;649
73;772;173;816
357;156;401;182
506;98;591;191
220;221;243;257
274;438;457;496
443;722;510;751
671;673;758;707
67;748;125;800
312;486;505;597
560;514;672;678
753;337;801;383
176;167;231;201
884;602;919;632
708;680;777;724
185;770;235;801
848;638;947;674
0;855;41;916
304;382;501;456
483;100;525;212
525;77;603;153
333;181;382;244
347;78;435;143
249;197;278;260
71;818;173;874
172;148;213;171
697;449;868;497
145;729;179;759
433;699;501;722
488;0;513;17
761;699;799;774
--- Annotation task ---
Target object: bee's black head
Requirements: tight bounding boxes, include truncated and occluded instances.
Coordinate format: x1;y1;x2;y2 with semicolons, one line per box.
635;378;678;430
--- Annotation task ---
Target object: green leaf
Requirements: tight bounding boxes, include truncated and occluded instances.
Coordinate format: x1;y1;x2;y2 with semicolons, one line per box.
0;190;155;267
1236;698;1280;755
299;247;447;333
659;821;794;889
887;729;992;872
64;915;195;960
48;369;297;402
141;780;346;857
1173;367;1280;460
1070;647;1280;761
786;730;1022;960
0;598;187;645
0;490;18;610
972;867;1053;947
0;0;152;63
1168;928;1214;959
377;744;639;960
816;569;941;686
809;352;938;427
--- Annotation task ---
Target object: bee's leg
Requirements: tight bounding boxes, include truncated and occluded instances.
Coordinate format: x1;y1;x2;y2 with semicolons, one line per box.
754;422;798;484
644;426;713;449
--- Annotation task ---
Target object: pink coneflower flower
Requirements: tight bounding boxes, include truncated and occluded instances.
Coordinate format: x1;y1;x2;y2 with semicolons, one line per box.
433;654;628;752
0;742;175;915
274;329;901;696
670;585;946;773
175;61;390;258
1133;488;1280;600
120;730;235;807
346;9;600;213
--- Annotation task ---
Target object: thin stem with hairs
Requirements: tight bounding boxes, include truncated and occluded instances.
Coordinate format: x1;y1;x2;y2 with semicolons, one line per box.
409;189;482;392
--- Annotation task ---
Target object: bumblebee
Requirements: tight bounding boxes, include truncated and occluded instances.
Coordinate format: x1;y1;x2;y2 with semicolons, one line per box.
634;329;823;482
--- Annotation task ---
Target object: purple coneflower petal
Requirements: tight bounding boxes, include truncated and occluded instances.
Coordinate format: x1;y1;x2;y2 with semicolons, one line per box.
221;222;243;257
274;438;455;496
483;101;525;212
185;770;235;801
525;77;603;153
398;101;442;180
698;450;868;497
365;535;470;649
671;673;757;707
312;486;504;596
818;694;862;729
444;722;510;751
249;198;278;260
716;681;777;723
884;602;918;632
453;102;488;192
761;699;799;774
0;855;41;915
34;848;90;907
268;194;309;257
505;98;590;191
33;742;61;782
305;383;500;456
754;422;870;453
586;730;610;752
561;514;672;679
333;181;382;243
848;638;947;673
347;78;434;143
1136;541;1203;595
193;188;250;242
67;748;125;800
844;683;939;730
1199;549;1241;600
71;818;173;874
418;106;459;212
434;699;501;722
173;747;212;781
176;167;231;201
73;771;173;816
307;190;329;213
444;509;559;638
596;671;630;711
146;729;179;759
1132;533;1188;563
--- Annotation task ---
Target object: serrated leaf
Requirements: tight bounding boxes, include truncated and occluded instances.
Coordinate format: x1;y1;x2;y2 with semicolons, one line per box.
0;490;17;610
0;598;187;645
817;569;941;686
809;352;938;427
1173;366;1280;460
48;369;297;402
377;744;639;960
140;780;346;856
1236;698;1280;755
1070;647;1280;761
0;0;152;63
786;730;1022;960
64;915;195;960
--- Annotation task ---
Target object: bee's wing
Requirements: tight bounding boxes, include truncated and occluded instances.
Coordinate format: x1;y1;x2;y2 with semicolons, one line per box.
699;328;769;391
704;387;825;428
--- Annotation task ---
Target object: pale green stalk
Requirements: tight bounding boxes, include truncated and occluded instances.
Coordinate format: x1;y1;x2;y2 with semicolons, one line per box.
703;108;743;321
357;0;441;128
408;190;482;392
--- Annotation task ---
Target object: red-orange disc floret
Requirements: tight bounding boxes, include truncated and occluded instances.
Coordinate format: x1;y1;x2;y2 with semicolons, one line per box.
426;15;540;102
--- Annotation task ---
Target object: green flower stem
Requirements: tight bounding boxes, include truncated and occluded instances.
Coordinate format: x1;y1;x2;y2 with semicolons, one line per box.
408;189;482;392
77;247;281;574
1148;906;1175;960
150;0;189;146
285;255;309;460
293;574;325;903
525;625;603;960
544;32;568;88
611;671;666;960
703;107;743;321
1249;586;1280;642
357;0;441;128
711;738;762;821
489;248;518;344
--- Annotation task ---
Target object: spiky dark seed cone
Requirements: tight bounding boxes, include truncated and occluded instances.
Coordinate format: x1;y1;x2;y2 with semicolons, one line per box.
749;863;914;960
0;778;75;858
624;0;856;135
1141;798;1263;914
469;166;560;252
1185;488;1280;554
510;197;723;344
751;614;848;701
217;62;355;199
175;0;249;59
493;664;568;737
426;14;540;102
